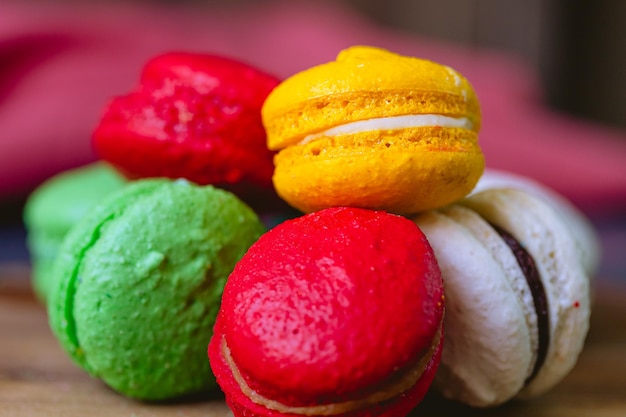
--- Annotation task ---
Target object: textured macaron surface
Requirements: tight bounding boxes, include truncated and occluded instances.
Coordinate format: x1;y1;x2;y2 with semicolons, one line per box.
262;45;480;150
48;179;265;400
415;207;536;406
471;169;601;276
23;163;126;302
270;126;483;215
92;52;280;200
24;163;126;238
414;188;590;406
261;46;484;215
461;189;590;399
212;207;444;407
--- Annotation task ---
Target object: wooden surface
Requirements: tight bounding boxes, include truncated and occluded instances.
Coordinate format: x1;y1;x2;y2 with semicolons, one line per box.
2;265;626;417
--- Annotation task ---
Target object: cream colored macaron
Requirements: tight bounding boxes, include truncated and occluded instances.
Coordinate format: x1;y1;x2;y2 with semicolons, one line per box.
414;188;591;406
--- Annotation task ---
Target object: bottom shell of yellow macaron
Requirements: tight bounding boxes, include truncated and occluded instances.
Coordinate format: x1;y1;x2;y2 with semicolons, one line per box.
272;127;484;215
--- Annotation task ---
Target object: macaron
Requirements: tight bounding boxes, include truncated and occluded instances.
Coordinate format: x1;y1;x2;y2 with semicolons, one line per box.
208;207;445;417
414;188;591;406
48;178;265;400
23;162;126;303
92;52;281;210
261;45;484;215
472;169;601;277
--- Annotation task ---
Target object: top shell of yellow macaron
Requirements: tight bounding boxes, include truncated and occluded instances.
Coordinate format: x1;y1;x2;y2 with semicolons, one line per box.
261;46;484;215
263;45;481;150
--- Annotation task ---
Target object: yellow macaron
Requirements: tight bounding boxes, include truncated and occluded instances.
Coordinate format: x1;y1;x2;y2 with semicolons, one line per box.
262;45;484;215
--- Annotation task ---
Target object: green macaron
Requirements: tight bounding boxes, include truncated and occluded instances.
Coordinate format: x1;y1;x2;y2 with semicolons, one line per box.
47;178;265;400
23;162;127;302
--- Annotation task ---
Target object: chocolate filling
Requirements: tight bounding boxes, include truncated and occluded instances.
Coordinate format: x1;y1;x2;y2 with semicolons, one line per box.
490;224;550;385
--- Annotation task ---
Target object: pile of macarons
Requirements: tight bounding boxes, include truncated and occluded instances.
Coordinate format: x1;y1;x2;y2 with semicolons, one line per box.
23;45;598;415
28;52;282;400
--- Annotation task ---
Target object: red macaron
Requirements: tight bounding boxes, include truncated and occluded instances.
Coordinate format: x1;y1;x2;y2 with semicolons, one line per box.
208;207;445;417
92;52;280;209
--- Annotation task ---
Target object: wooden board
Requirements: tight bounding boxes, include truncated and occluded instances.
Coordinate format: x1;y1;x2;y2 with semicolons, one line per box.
2;266;626;417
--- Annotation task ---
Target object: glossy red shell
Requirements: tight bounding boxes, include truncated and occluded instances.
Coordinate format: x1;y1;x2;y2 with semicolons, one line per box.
209;207;444;413
92;52;280;205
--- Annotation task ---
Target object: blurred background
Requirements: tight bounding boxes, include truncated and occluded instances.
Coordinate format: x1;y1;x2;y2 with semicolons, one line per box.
1;0;625;282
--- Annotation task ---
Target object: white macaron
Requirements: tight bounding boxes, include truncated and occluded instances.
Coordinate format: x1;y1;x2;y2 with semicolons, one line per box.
415;188;591;407
471;169;600;277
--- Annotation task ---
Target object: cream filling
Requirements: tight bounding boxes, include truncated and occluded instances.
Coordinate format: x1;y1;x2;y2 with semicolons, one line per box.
298;114;473;145
221;324;442;416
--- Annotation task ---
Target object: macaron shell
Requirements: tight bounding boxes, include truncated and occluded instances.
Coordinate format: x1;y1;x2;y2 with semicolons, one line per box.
48;179;163;368
471;169;601;277
48;179;265;399
461;189;590;398
415;210;533;406
262;45;480;149
442;205;540;366
212;207;444;406
139;52;277;110
272;127;483;214
23;162;126;302
209;322;443;417
23;163;126;238
92;52;280;206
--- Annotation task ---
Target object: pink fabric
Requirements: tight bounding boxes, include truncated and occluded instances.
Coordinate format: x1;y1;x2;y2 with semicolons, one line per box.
1;0;625;215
